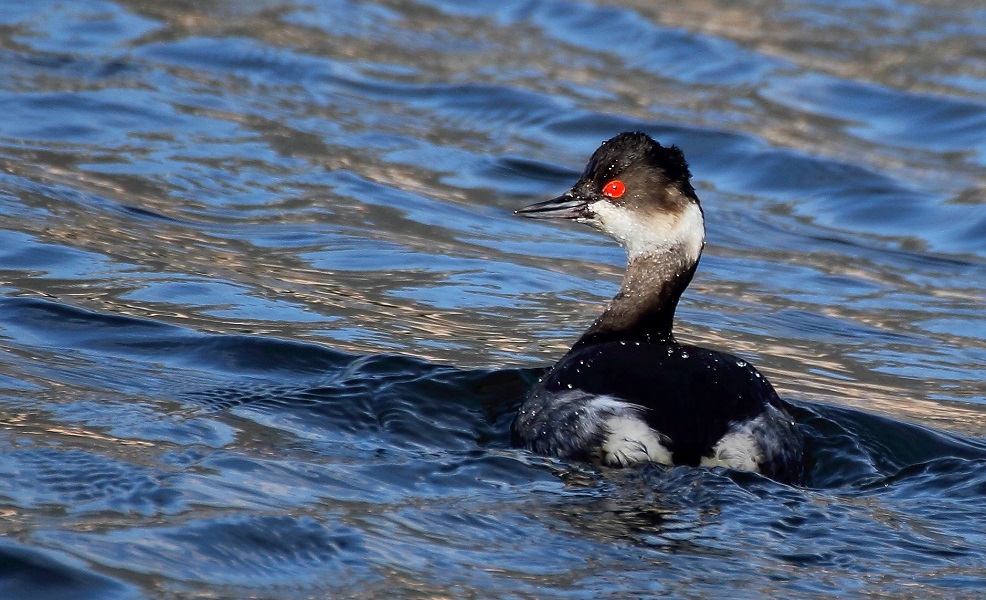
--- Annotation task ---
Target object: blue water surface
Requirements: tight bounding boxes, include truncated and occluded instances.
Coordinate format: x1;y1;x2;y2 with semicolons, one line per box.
0;1;984;598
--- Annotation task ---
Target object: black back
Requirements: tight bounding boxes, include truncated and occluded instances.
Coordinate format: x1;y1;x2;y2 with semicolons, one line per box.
537;341;779;466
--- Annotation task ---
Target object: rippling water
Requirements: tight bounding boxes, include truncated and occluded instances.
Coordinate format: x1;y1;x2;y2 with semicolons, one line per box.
1;1;984;598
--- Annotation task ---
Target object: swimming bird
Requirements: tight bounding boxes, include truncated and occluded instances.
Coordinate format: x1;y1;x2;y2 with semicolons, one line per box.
511;132;804;483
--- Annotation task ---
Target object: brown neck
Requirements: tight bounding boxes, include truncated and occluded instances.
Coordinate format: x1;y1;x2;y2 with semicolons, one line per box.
571;252;698;350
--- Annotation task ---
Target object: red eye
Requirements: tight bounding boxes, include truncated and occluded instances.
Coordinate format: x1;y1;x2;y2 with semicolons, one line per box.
602;179;626;198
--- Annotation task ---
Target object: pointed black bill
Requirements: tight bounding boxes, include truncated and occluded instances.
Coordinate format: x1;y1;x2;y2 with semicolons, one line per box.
515;193;588;219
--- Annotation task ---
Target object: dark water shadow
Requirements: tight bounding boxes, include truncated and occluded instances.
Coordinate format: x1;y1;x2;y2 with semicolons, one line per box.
0;542;137;600
5;295;983;498
174;321;986;497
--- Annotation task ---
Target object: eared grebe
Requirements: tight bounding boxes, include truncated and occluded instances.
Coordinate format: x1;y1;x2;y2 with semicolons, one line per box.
511;132;804;483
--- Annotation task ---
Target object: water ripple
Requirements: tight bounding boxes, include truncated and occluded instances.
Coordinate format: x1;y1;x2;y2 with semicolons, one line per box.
0;0;984;597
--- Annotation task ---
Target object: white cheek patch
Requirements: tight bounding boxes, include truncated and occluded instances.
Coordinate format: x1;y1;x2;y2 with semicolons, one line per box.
589;198;704;264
